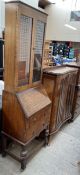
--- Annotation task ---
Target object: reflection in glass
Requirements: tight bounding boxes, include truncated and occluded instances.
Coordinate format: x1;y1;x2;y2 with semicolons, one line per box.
33;21;45;82
18;15;32;86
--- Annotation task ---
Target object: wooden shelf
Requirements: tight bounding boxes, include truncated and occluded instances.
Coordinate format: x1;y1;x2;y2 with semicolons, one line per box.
43;40;53;68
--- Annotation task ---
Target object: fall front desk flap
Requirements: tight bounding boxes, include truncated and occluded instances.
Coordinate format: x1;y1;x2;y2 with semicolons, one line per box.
16;86;51;118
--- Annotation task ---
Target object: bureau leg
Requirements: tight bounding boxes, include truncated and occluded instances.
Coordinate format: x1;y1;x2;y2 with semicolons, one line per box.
20;146;28;170
48;135;51;145
45;127;49;146
2;135;7;157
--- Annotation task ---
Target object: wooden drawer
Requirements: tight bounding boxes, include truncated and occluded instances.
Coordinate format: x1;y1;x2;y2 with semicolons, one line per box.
26;107;50;141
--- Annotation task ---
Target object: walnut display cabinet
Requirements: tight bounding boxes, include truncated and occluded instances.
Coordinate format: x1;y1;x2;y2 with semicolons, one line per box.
42;66;78;138
2;1;51;170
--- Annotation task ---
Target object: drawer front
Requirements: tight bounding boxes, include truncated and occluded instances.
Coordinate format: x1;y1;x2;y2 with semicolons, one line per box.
26;106;51;141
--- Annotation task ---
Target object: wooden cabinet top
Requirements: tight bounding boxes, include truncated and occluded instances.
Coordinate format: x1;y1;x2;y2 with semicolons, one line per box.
66;62;80;69
43;66;78;76
5;0;48;16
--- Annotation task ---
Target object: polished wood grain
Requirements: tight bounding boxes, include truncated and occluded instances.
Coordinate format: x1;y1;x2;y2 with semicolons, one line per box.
17;86;51;118
71;71;80;119
72;86;80;119
2;89;51;143
4;3;17;92
66;63;80;119
42;66;78;135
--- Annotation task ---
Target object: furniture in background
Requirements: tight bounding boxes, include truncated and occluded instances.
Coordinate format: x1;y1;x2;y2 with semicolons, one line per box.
0;39;4;80
42;66;78;138
66;63;80;120
0;95;2;152
72;84;80;119
72;68;80;119
2;1;51;170
0;80;4;153
43;40;54;68
43;40;80;68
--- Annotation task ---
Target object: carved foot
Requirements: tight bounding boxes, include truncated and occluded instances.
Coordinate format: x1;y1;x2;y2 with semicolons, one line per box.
21;160;26;170
20;146;28;170
44;127;49;146
68;118;74;123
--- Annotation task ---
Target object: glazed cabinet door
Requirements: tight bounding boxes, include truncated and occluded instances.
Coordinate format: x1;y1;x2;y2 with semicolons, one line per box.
17;16;46;88
18;15;33;87
32;20;45;83
4;2;47;92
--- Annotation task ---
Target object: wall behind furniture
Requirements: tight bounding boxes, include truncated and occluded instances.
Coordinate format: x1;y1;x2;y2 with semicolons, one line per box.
0;0;5;38
45;0;80;42
0;0;39;38
19;0;39;8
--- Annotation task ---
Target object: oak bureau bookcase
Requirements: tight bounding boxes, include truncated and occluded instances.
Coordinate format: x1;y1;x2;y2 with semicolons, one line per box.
2;1;51;169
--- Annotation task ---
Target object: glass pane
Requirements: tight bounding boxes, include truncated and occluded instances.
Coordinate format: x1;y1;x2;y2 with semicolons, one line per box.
18;15;32;86
33;21;45;82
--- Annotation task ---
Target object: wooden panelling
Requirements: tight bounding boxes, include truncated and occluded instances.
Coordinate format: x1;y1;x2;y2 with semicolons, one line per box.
2;90;51;143
2;91;27;142
72;85;80;119
66;64;80;119
42;66;78;135
4;3;18;92
17;86;51;118
20;2;47;22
